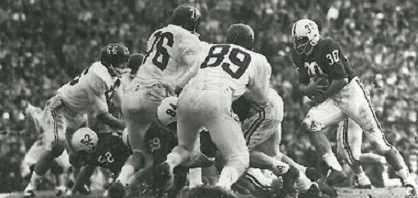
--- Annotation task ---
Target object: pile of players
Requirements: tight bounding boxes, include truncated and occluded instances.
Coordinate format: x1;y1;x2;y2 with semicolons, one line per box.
21;4;418;198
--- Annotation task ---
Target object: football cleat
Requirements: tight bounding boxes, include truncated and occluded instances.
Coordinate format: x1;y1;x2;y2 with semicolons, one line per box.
55;186;68;197
22;189;36;198
299;183;330;198
153;162;174;192
353;173;373;189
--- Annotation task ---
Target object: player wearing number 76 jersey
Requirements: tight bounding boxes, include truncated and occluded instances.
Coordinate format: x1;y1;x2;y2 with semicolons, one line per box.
154;23;271;198
113;4;203;197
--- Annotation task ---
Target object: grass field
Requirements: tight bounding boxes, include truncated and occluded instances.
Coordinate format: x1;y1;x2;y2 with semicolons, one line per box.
1;187;411;198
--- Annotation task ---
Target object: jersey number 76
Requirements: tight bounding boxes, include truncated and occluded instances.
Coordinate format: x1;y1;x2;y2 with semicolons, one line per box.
143;31;174;71
200;45;251;79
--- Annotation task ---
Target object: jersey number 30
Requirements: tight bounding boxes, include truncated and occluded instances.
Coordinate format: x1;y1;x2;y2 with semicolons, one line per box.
200;45;251;79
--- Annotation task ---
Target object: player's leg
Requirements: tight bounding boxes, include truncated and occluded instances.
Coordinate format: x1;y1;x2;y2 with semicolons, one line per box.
24;108;66;196
337;118;372;188
116;85;167;187
301;99;345;172
154;89;202;191
343;78;416;194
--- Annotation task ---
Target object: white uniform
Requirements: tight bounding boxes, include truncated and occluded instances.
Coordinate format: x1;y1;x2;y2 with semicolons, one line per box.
21;104;70;178
243;89;283;148
336;118;363;166
176;43;271;189
121;24;201;155
43;62;118;151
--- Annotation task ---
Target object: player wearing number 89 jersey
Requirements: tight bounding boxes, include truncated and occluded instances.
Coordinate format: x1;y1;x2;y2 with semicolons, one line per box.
292;19;417;196
154;23;271;197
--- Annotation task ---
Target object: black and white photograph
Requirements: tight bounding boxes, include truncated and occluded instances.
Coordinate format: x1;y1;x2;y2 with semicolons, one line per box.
0;0;417;198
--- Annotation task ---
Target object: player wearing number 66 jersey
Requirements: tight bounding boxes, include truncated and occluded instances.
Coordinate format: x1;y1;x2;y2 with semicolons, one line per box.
154;23;271;198
292;19;417;196
114;4;203;196
23;44;127;197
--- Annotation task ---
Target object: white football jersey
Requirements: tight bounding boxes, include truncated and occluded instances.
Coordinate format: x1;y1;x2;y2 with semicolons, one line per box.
133;24;201;87
188;43;272;104
57;62;118;115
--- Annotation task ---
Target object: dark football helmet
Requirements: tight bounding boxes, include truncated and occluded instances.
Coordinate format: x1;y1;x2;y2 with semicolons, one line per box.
226;23;255;50
171;5;201;33
100;43;130;69
127;53;144;74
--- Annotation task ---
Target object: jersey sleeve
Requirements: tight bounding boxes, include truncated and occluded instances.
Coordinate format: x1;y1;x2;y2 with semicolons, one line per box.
87;73;109;116
292;51;309;85
320;40;348;80
246;56;272;107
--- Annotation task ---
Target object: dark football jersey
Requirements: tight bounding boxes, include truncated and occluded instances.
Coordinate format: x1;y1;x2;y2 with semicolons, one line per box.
88;132;131;174
292;38;355;85
145;123;178;166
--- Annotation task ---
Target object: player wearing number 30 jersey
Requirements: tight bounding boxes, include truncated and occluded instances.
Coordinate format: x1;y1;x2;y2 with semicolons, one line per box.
113;5;203;196
154;23;271;198
292;19;417;196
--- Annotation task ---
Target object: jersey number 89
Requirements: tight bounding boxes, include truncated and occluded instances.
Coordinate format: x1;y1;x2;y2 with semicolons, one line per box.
200;45;251;79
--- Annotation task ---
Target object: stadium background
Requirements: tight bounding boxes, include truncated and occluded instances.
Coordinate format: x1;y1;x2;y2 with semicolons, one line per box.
0;0;417;193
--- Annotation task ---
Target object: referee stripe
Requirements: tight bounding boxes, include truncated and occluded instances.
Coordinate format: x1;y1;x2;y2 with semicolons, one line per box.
342;118;359;165
355;79;392;147
244;109;265;145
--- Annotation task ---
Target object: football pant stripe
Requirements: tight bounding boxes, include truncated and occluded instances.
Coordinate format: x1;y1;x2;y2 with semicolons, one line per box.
51;110;58;142
244;109;266;145
355;79;392;147
243;172;272;191
342;118;359;165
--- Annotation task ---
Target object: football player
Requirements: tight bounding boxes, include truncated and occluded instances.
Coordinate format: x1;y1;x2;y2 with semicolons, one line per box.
23;44;127;197
232;88;333;198
291;18;417;196
113;4;203;195
66;129;130;196
153;23;271;198
21;103;72;196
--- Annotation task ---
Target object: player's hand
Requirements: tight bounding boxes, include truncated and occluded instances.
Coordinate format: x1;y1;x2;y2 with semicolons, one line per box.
305;78;327;98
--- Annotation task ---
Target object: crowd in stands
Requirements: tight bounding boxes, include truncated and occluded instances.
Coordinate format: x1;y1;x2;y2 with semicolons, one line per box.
0;0;417;192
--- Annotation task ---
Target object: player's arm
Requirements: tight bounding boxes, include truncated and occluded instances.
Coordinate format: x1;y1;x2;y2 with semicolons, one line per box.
68;164;97;195
88;75;125;130
174;37;205;95
246;57;272;107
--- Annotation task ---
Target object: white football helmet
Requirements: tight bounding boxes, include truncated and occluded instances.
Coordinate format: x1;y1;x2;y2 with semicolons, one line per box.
157;96;178;126
71;127;98;154
291;19;321;55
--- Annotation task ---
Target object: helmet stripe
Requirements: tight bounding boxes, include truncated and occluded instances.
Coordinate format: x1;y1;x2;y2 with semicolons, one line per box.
292;21;297;38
